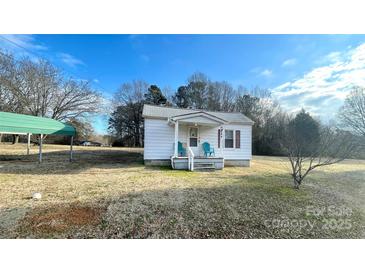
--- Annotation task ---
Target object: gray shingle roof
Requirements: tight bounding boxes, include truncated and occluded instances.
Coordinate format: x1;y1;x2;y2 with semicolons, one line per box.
142;104;254;125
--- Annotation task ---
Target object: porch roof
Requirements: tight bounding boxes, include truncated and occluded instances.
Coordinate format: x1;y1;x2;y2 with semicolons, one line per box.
170;111;227;126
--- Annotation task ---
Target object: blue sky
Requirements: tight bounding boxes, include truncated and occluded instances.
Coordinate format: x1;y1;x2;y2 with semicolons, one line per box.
1;34;365;133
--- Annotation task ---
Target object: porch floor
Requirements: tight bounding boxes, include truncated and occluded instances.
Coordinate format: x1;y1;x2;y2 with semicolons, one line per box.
172;156;224;170
175;156;223;159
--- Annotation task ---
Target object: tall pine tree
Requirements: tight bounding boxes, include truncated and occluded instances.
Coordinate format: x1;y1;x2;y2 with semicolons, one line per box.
144;85;167;105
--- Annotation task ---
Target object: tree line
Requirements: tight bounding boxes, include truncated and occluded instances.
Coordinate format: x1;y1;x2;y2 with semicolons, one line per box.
109;73;364;151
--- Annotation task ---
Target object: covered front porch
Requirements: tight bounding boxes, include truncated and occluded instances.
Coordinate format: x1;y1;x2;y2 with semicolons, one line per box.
169;111;227;171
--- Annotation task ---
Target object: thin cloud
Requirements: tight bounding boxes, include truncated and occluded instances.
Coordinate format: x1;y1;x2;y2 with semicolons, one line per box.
252;67;273;78
314;51;343;65
282;58;297;67
325;51;342;62
260;69;273;77
58;52;85;68
273;43;365;120
0;34;47;58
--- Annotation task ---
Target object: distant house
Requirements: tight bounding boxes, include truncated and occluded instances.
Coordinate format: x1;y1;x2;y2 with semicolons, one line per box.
79;141;102;147
142;104;254;170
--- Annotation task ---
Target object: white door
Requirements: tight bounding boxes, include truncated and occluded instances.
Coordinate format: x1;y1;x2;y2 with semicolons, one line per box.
188;127;199;156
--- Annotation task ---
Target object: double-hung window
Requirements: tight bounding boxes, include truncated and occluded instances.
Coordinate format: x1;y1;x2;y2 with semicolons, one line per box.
225;130;234;148
189;127;198;147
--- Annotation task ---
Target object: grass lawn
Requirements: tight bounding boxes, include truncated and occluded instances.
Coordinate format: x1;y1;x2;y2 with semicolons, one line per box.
0;143;364;239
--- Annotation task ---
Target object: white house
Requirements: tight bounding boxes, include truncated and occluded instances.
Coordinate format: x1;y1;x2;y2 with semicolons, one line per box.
142;104;254;170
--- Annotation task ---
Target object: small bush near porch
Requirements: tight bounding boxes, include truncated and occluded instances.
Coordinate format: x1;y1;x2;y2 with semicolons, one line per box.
0;144;364;239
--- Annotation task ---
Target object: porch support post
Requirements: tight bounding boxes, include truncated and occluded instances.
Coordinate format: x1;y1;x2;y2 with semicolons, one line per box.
70;136;74;162
39;134;43;163
220;126;224;157
220;126;224;168
174;120;179;157
27;133;31;155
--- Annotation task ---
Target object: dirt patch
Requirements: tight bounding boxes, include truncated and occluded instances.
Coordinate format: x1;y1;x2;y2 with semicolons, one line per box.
19;205;105;235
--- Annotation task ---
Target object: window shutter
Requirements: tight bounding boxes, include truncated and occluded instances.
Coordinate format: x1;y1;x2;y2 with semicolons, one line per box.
218;129;221;148
235;130;240;148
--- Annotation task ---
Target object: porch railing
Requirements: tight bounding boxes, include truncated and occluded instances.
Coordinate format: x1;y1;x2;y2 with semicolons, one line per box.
187;146;194;171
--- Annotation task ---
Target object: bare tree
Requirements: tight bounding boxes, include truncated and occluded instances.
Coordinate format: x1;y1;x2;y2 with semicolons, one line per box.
67;118;94;141
208;81;237;111
281;110;357;189
187;72;210;109
235;87;284;155
0;51;25;113
112;80;147;106
109;80;148;147
0;50;101;121
51;79;100;120
338;86;365;137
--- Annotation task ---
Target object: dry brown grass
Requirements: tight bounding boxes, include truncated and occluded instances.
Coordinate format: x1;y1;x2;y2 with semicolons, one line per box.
0;143;364;238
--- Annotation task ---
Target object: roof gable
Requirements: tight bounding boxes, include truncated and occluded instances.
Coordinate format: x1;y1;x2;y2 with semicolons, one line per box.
175;115;224;126
171;111;228;124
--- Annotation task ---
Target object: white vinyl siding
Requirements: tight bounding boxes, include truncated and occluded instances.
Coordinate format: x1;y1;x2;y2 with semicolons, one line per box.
221;125;252;160
144;118;252;160
144;118;175;160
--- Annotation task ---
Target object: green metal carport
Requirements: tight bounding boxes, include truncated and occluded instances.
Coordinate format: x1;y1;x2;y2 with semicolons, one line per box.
0;111;76;163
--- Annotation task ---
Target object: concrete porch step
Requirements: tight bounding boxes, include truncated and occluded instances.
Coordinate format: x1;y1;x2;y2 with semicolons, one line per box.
194;163;215;167
193;162;216;171
194;167;215;170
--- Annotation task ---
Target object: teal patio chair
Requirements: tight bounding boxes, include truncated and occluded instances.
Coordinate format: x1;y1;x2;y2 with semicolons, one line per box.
202;142;215;157
178;141;186;156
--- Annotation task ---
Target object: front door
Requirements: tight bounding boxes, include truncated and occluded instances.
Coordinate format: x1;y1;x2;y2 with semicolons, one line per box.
188;127;199;156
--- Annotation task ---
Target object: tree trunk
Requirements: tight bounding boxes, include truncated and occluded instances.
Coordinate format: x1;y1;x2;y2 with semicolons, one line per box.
293;178;301;189
12;134;19;144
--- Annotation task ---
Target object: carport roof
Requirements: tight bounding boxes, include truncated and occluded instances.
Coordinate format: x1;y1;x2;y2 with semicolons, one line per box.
0;111;76;136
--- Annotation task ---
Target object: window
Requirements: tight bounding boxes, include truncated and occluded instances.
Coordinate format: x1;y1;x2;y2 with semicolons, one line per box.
225;130;233;148
189;127;198;147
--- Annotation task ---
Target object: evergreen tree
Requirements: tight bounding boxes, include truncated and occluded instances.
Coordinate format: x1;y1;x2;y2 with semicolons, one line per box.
144;85;167;105
288;109;320;156
172;86;190;108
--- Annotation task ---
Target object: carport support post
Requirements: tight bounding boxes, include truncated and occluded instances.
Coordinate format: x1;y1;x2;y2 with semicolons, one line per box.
70;136;73;162
27;133;30;155
39;134;43;163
